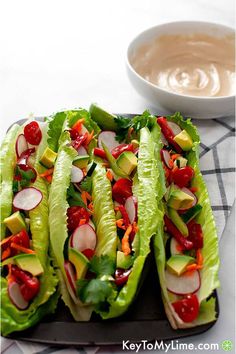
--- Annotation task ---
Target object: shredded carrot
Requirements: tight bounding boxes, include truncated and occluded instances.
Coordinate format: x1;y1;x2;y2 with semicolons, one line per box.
116;219;126;230
196;249;203;266
168;159;174;169
79;218;87;226
171;154;181;161
132;222;139;234
85;130;94;146
88;202;94;214
10;243;35;254
82;168;87;175
85;191;92;201
189;186;198;193
0;235;13;247
39;168;54;178
106;170;113;181
1;247;11;261
127;127;134;140
72;118;85;132
45;175;53;183
186;263;202;272
114;206;120;211
102;162;110;168
81;191;87;206
121;225;132;256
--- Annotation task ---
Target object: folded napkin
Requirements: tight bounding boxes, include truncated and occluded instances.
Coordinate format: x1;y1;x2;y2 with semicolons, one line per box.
1;116;235;354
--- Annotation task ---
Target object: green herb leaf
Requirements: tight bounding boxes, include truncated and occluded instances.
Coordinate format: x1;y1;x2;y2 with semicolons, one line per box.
79;176;92;193
67;183;86;208
89;255;115;276
12;180;19;193
77;278;113;305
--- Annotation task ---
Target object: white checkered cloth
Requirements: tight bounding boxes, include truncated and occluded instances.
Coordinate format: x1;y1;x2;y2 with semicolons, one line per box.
1;115;235;354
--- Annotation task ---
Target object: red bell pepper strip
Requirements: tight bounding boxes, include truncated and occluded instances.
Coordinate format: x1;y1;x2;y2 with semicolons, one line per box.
157;117;182;153
94;148;107;159
10;265;40;301
71;133;88;150
164;215;193;250
111;144;134;159
118;205;130;228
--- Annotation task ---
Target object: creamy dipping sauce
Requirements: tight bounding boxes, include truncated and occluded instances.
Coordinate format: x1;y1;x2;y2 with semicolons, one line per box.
131;34;236;97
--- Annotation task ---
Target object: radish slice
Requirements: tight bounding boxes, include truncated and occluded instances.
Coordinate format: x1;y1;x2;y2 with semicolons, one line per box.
98;131;120;151
15;134;29;158
170;237;183;256
161;149;172;169
179;187;197;210
88;219;95;230
77;146;88;156
8;281;29;310
71;166;84;183
70;224;97;252
134;148;139;156
161;133;168;146
168;122;182;136
125;196;137;224
165;269;201;295
64;261;76;294
13;187;43;211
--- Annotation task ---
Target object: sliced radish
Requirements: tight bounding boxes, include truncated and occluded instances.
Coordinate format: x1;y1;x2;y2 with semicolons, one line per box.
77;146;88;156
17;148;35;165
15;134;29;158
165;269;201;295
98;131;120;151
64;261;76;295
71;166;84;183
88;219;95;230
13;187;43;211
170;237;183;256
179;187;197;210
70;223;97;252
161;149;172;169
8;281;29;310
125;196;137;224
168;122;182;136
134;148;139;156
161;133;168;146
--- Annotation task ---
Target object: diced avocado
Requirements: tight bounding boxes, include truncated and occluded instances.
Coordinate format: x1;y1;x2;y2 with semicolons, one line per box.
167;184;194;210
116;151;138;175
87;138;97;155
168;208;188;237
4;211;26;234
174;156;187;168
68;248;89;280
40;146;57;168
131;139;139;149
181;204;203;223
14;254;44;276
116;251;133;270
89;103;118;131
166;255;195;276
73;156;89;169
173;130;193;151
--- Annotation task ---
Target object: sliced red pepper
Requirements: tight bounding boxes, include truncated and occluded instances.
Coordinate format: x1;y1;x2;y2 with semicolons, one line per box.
93;148;107;159
187;221;203;249
71;133;88;151
157;117;182;153
111;144;134;159
112;179;133;204
164;215;193;250
11;265;40;301
118;205;130;228
172;166;194;188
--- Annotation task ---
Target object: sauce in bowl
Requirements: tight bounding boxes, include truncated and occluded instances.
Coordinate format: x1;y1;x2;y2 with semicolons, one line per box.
131;33;235;97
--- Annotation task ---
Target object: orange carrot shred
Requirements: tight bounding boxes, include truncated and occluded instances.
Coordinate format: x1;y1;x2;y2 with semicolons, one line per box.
85;191;92;201
79;218;87;226
1;247;11;261
196;249;203;266
102;162;110;168
88;202;94;214
106;170;113;181
127;127;134;140
169;159;174;168
39;168;54;178
81;191;87;206
45;175;53;183
186;263;202;272
85;130;94;146
171;154;181;161
72;119;85;132
0;235;13;247
116;219;126;230
121;225;132;256
189;186;198;193
10;243;35;254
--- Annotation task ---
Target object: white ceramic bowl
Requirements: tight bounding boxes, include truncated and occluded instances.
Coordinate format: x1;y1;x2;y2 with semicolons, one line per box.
126;21;235;119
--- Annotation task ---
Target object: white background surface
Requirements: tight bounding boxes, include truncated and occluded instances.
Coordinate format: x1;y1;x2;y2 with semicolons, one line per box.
0;0;235;140
0;1;235;353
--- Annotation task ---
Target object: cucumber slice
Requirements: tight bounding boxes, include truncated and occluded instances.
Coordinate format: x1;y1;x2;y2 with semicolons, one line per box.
181;204;203;223
89;104;118;131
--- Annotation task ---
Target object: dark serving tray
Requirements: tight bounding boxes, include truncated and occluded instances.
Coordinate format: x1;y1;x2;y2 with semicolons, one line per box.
6;115;219;346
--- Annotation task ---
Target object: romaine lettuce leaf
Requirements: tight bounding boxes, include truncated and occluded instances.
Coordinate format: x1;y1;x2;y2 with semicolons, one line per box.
0;124;21;239
46;112;67;152
67;109;101;134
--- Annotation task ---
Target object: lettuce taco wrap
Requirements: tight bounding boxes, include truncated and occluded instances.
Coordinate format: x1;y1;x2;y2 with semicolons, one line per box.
153;112;220;328
0;120;58;336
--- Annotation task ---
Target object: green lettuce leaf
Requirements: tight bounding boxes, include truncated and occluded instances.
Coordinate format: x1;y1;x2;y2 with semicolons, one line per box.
99;127;163;319
1;123;58;335
0;124;21;239
67;109;101;135
47;112;67;152
153;113;220;328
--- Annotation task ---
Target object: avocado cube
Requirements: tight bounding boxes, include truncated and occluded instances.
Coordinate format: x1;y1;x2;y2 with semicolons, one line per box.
73;156;90;169
173;130;193;151
116;151;137;175
40;146;57;168
68;248;89;280
167;185;194;210
166;255;195;276
4;211;26;234
116;251;133;269
14;254;44;276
